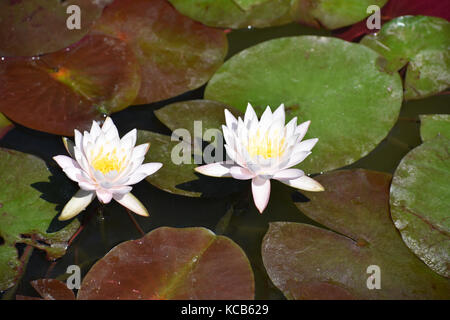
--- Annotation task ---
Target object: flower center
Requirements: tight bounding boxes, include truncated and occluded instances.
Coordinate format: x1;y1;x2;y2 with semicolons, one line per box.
91;147;125;174
247;130;285;159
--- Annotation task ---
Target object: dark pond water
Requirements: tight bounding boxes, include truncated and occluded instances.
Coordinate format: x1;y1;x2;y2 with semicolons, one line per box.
1;23;449;300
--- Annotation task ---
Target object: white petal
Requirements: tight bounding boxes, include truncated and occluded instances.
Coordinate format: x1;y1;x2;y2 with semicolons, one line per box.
102;117;120;140
229;166;255;180
279;175;325;192
79;181;96;191
285;151;311;168
295;120;311;141
126;162;162;185
53;155;78;169
121;128;137;149
90;120;102;139
132;143;150;158
74;129;83;148
110;185;133;196
63;166;84;182
285;116;298;137
114;192;149;217
224;109;238;130
62;137;75;157
273;168;304;180
272;103;285;124
259;106;273;130
101;117;114;133
59;189;96;221
96;188;113;204
295;138;318;153
195;162;232;177
251;177;271;214
244;103;257;127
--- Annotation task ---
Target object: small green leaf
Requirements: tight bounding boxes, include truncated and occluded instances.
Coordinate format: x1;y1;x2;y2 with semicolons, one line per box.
361;16;450;100
292;0;388;29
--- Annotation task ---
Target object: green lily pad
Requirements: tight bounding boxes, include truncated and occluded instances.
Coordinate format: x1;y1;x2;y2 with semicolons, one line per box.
0;0;109;57
0;148;80;292
205;36;403;174
360;16;450;100
262;169;450;299
155;100;242;148
77;227;254;299
291;0;388;29
0;113;13;140
137;129;241;197
0;35;140;136
91;0;228;105
168;0;293;29
137;130;201;197
390;137;450;278
420;114;450;141
233;0;270;11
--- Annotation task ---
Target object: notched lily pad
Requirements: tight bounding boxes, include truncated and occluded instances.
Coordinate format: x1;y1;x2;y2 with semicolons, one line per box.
262;169;450;299
137;130;201;197
0;0;110;57
77;227;255;299
137;130;241;198
0;148;79;292
420;114;450;141
92;0;228;104
155;99;242;148
361;16;450;100
168;0;293;29
0;35;140;136
390;137;450;278
292;0;388;29
205;36;403;174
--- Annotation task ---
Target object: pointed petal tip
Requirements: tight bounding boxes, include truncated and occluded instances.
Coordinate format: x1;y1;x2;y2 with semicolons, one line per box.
115;193;149;217
58;190;95;221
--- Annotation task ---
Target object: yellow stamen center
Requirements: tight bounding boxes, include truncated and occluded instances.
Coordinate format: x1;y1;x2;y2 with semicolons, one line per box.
247;130;285;159
91;147;125;174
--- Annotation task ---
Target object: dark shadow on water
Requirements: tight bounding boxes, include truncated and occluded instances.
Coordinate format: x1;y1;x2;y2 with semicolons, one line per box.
290;190;311;203
175;172;246;198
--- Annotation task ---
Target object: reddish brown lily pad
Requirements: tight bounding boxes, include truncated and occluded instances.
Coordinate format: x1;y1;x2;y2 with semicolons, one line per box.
77;227;255;299
91;0;228;105
0;35;140;136
25;279;76;300
0;0;110;57
262;169;450;299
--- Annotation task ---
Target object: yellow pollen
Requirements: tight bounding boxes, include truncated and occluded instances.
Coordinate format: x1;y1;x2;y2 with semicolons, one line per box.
91;147;125;174
247;130;285;159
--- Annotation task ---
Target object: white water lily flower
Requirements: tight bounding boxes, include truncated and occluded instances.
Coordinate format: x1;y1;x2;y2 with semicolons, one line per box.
195;103;324;213
53;117;162;221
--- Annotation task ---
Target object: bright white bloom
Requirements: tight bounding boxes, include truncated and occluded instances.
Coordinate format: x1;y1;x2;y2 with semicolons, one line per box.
195;103;324;213
53;117;162;221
